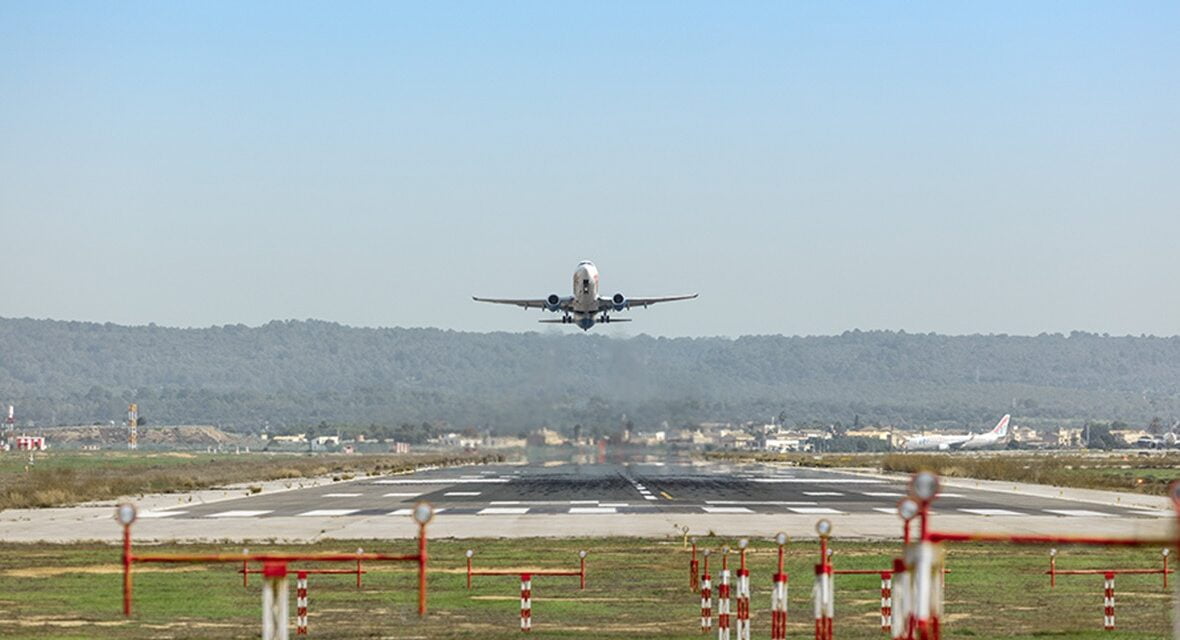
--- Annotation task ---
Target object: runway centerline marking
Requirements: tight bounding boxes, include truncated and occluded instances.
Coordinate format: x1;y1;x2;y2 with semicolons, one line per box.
322;493;362;498
478;507;529;515
382;492;421;497
787;507;844;515
803;492;844;497
207;510;272;518
570;507;617;514
444;491;481;496
861;492;905;497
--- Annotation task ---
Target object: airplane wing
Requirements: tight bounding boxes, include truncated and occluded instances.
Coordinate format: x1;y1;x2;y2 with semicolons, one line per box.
598;294;698;311
472;296;570;311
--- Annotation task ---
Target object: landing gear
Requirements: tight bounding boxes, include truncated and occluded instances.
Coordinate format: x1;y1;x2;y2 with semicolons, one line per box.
561;314;572;324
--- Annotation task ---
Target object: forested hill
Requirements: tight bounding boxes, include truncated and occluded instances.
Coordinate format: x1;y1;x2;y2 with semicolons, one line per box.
2;317;1179;431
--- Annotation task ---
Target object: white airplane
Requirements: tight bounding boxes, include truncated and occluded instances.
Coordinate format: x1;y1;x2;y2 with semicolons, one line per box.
473;260;698;331
901;415;1011;451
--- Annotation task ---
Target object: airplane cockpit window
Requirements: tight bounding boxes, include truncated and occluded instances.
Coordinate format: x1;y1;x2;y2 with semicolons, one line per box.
582;279;591;293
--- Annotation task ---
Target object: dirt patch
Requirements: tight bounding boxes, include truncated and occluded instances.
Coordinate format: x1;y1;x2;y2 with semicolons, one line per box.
6;564;209;578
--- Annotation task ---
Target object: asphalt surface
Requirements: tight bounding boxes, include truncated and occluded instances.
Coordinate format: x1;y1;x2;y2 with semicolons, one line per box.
138;459;1173;521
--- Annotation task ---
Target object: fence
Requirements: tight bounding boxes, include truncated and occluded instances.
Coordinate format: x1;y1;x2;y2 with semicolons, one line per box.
463;548;587;632
114;501;435;640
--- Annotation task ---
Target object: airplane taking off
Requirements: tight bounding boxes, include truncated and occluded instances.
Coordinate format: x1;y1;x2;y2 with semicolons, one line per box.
901;415;1011;451
473;260;698;331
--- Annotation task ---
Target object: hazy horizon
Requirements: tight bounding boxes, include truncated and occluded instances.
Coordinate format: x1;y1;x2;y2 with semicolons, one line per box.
5;314;1180;341
2;3;1177;338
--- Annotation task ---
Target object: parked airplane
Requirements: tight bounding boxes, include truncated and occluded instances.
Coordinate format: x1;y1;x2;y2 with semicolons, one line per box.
473;260;698;331
901;415;1011;451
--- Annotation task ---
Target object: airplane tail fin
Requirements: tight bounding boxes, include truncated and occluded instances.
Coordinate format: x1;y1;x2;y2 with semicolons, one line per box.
992;414;1011;437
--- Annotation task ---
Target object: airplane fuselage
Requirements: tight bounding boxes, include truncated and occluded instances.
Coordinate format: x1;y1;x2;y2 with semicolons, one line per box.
472;260;697;331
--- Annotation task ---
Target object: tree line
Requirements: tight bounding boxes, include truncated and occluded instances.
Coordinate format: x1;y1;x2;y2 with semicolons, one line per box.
2;318;1179;432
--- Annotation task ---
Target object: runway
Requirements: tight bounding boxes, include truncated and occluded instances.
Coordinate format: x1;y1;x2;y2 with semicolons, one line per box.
4;457;1173;542
147;459;1172;520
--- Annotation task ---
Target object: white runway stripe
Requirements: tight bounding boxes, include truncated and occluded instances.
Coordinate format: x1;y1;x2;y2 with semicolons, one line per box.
569;500;598;504
936;493;965;498
478;507;530;515
753;478;883;484
298;509;358;517
570;507;617;514
389;508;447;516
803;491;844;496
599;503;630;507
322;493;362;498
445;491;482;496
382;492;421;497
138;510;187;518
705;500;818;506
490;501;522;505
644;496;658;500
206;510;272;518
958;508;1023;516
861;491;905;497
1044;509;1115;517
787;507;844;514
702;506;754;514
374;478;509;484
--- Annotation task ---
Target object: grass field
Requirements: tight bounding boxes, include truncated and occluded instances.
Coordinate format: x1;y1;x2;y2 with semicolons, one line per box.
0;451;503;510
707;451;1180;497
0;537;1173;639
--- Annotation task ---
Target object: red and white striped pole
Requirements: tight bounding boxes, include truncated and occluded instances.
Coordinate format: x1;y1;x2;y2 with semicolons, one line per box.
814;520;834;640
1103;572;1115;631
701;549;713;634
261;561;290;640
520;573;532;632
880;571;893;633
718;547;732;640
691;538;700;592
771;533;788;640
890;558;908;640
295;571;308;635
736;539;750;640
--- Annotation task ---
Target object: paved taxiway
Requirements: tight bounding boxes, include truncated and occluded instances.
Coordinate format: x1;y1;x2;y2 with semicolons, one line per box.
2;458;1173;542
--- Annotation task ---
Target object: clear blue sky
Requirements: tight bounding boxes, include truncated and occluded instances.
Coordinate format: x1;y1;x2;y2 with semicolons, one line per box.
1;2;1177;337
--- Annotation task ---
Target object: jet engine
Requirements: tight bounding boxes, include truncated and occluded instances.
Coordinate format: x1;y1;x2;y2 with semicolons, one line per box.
611;292;627;311
545;294;562;312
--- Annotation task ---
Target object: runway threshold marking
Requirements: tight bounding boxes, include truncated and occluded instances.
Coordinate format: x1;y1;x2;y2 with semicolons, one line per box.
298;509;359;517
702;506;754;514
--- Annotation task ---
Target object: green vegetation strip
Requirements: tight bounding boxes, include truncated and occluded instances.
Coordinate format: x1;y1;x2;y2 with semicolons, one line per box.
0;538;1172;639
0;452;503;510
707;451;1180;496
